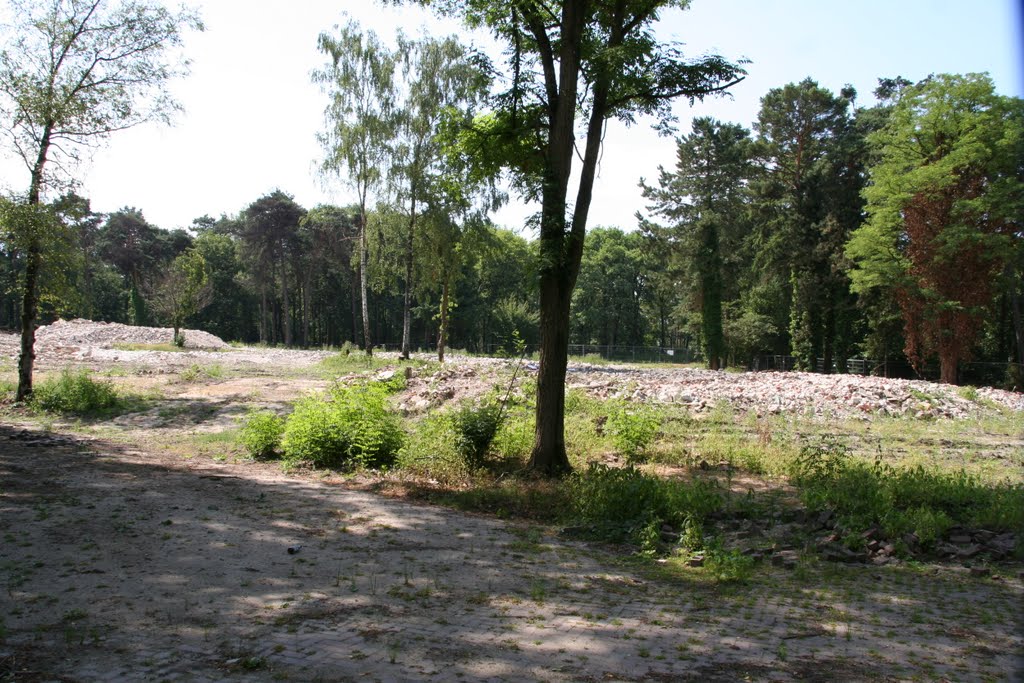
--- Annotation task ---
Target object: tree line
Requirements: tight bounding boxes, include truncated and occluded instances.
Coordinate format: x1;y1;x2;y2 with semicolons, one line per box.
2;70;1021;392
2;1;1021;478
2;74;1022;383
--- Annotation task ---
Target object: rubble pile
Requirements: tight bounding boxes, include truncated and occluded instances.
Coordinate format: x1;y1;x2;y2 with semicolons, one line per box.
35;319;231;350
564;365;1024;419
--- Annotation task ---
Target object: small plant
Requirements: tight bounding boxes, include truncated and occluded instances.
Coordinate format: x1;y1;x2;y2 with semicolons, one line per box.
452;399;505;468
173;331;186;348
957;385;979;402
703;545;756;583
607;401;660;463
240;410;285;459
31;368;121;415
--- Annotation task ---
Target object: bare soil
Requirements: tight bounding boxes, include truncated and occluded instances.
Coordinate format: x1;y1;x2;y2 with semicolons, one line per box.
1;327;1023;682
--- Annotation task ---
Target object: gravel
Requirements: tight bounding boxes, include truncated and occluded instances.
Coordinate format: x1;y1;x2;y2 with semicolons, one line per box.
34;318;231;349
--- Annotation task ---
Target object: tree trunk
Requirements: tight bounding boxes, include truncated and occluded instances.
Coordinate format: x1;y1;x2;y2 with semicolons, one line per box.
280;257;292;347
16;244;41;402
401;195;416;360
437;272;449;363
1010;273;1024;366
528;273;572;476
938;342;958;384
260;286;269;344
359;208;372;356
15;126;51;401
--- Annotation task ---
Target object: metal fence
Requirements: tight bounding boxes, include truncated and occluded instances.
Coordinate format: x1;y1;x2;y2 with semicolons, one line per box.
751;355;1023;390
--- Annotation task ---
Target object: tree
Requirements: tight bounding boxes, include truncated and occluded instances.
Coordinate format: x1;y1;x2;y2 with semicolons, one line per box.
847;74;1024;384
314;19;398;356
0;0;201;400
640;118;754;369
400;0;744;475
147;248;212;345
238;191;305;346
390;33;490;359
750;79;862;372
97;207;166;324
571;227;648;348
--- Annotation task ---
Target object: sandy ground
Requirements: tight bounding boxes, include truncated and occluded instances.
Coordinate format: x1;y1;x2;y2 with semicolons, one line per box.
1;328;1023;681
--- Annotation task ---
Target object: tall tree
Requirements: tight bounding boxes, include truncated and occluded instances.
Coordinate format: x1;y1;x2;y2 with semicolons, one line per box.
399;0;744;475
238;191;305;347
847;73;1024;384
640;118;754;369
390;33;489;359
0;0;201;400
314;19;397;356
751;79;861;372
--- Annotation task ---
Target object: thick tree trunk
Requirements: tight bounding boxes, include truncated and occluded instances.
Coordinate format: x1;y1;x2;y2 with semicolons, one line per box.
528;274;573;476
938;343;958;385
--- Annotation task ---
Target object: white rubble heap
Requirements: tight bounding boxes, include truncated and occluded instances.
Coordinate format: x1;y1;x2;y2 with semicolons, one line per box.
562;363;1024;419
34;318;231;350
0;320;1020;420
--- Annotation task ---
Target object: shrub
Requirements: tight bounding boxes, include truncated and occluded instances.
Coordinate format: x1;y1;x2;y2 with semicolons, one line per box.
606;401;660;463
567;464;721;542
281;384;403;469
452;400;505;468
240;410;285;459
32;369;121;415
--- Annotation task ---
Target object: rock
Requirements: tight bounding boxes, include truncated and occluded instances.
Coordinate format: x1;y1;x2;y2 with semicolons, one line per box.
687;554;705;567
771;550;799;569
822;545;863;564
948;534;973;544
969;566;991;577
955;544;983;559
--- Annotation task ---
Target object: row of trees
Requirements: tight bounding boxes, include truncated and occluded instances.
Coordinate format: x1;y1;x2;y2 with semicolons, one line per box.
641;74;1023;386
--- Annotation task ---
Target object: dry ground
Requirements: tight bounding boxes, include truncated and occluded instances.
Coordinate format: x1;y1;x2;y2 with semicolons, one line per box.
1;331;1023;681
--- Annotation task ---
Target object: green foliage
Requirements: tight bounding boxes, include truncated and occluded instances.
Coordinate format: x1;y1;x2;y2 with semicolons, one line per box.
240;410;285;460
703;545;756;583
31;369;121;415
452;399;505;469
567;464;722;543
793;437;1024;543
281;384;403;469
606;401;660;463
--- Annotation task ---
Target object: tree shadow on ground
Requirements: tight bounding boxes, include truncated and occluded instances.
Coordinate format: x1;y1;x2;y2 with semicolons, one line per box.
1;423;1022;682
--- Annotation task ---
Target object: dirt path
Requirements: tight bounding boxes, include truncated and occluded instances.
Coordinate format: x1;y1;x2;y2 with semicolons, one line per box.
3;425;1023;682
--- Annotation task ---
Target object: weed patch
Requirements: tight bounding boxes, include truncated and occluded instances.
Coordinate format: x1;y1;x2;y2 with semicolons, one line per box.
31;369;122;416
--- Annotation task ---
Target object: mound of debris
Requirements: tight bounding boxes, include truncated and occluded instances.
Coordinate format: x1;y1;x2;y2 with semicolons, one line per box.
35;318;231;350
564;365;1024;419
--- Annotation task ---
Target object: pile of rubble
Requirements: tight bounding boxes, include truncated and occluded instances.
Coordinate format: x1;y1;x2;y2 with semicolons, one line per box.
563;365;1024;419
35;318;231;350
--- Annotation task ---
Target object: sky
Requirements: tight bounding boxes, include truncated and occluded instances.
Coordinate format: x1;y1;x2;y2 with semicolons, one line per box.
2;0;1022;233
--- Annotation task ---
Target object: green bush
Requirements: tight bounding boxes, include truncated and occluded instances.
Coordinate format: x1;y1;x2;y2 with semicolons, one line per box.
281;384;403;469
240;410;285;459
793;438;1024;542
568;464;722;542
31;369;121;415
452;400;505;468
607;401;660;463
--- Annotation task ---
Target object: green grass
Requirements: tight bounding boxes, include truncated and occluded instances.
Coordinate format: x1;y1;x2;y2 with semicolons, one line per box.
113;342;188;352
